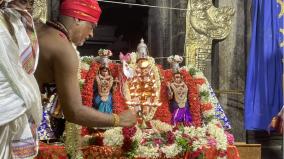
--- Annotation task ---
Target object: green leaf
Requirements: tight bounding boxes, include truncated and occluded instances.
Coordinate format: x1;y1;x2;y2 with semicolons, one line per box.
81;56;94;65
189;68;197;76
197;152;204;159
125;140;139;158
199;91;209;97
176;137;189;152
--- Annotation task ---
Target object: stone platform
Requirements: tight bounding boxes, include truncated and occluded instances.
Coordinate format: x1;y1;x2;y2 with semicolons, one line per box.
235;142;261;159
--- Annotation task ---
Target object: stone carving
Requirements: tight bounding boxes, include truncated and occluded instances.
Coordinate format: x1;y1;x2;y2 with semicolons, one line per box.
185;0;235;70
32;0;48;23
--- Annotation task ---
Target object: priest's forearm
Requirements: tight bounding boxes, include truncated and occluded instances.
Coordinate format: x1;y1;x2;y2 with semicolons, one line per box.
64;105;115;127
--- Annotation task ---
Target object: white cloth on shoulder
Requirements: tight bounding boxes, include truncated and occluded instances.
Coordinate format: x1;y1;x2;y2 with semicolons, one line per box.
0;8;42;159
0;8;41;127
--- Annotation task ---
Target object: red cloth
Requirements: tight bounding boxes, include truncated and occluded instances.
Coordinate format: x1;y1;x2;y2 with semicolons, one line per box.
60;0;101;24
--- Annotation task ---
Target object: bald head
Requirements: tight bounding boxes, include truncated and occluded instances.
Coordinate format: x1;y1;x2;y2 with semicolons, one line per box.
59;15;95;46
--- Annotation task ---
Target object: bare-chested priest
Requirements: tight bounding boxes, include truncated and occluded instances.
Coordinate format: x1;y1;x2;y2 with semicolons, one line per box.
35;0;137;130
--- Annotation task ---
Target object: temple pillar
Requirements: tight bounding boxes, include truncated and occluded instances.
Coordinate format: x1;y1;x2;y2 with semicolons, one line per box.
215;0;251;141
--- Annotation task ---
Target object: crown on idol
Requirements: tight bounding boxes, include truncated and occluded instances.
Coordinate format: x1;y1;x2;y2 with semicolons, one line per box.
167;55;183;73
167;55;183;64
98;49;112;57
137;39;147;51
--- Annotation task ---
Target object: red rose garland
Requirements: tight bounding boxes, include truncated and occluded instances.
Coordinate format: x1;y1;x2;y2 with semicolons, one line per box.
81;61;100;107
80;59;207;132
153;66;172;124
80;61;100;135
122;126;137;152
110;63;127;114
180;69;205;127
153;68;206;126
201;103;213;112
80;69;88;80
80;61;128;135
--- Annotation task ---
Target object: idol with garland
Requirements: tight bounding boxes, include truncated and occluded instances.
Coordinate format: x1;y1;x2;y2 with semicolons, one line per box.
93;49;115;113
76;42;236;158
167;55;192;126
123;39;161;128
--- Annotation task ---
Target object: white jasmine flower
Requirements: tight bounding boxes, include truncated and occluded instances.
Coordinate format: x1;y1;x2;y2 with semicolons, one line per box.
103;127;124;147
161;144;182;158
135;145;159;158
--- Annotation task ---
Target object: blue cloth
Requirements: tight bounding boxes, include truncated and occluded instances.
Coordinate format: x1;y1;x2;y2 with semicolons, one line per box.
37;106;56;140
94;94;113;113
208;86;232;130
245;0;283;130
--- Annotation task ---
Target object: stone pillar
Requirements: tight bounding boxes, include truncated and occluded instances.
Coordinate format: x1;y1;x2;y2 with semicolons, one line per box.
48;0;60;21
170;1;187;58
148;0;187;67
148;0;171;66
216;0;251;141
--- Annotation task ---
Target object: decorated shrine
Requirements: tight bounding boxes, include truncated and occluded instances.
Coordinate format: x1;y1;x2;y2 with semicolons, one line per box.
36;39;238;159
0;0;282;158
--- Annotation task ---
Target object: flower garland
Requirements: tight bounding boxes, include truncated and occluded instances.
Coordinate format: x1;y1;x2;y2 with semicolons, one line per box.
184;65;233;158
110;63;128;114
180;69;204;127
81;61;99;107
79;54;235;158
79;57;99;136
157;68;205;126
184;65;226;127
103;120;232;159
122;55;162;122
64;44;84;159
80;57;127;113
153;65;173;124
80;59;128;135
102;63;235;158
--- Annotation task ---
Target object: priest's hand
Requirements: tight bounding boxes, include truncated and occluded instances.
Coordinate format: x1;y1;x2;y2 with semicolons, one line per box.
118;110;137;127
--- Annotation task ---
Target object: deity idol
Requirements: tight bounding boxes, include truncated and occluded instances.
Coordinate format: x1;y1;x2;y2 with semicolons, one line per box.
124;39;161;128
167;55;192;126
93;49;114;113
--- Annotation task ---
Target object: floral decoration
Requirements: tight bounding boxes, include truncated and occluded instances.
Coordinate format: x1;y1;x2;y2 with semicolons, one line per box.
77;55;235;159
103;120;233;159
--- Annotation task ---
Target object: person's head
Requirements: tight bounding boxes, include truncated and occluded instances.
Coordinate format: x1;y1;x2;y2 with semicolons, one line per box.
99;67;110;77
8;0;34;14
59;0;101;46
173;73;182;84
59;16;96;46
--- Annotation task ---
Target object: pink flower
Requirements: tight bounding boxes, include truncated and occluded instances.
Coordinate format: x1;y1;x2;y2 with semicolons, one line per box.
207;137;217;147
219;150;227;157
153;138;163;145
191;148;203;158
225;131;235;145
122;126;137;138
166;131;175;144
141;138;147;145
